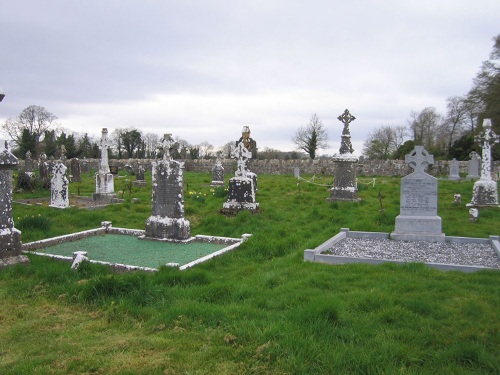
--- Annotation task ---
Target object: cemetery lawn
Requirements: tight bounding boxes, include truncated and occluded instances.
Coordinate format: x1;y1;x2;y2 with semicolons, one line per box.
2;171;499;374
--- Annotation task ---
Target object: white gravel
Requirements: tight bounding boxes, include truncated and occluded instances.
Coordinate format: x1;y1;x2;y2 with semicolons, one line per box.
325;238;500;269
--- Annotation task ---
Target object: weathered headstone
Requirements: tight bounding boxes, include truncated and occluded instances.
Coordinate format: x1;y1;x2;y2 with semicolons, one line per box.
134;165;147;187
467;119;499;207
93;128;117;202
293;167;300;178
391;146;445;242
25;150;33;173
144;134;190;240
327;109;360;202
50;161;69;208
60;145;67;163
222;127;259;212
38;153;49;180
448;158;460;180
0;140;30;268
70;158;81;182
466;151;480;179
81;157;89;173
210;151;224;187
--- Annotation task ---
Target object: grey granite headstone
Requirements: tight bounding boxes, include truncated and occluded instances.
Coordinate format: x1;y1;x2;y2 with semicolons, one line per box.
0;140;30;268
467;119;499;207
70;158;81;182
38;153;49;180
144;134;190;240
133;165;147;187
222;127;259;212
210;152;224;187
466;151;480;179
327;109;360;202
448;158;460;180
93;128;117;202
50;161;69;208
391;146;445;242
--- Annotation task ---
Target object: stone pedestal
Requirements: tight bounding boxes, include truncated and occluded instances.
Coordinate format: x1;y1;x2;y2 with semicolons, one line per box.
327;155;360;202
467;180;498;207
223;176;259;211
93;172;117;202
0;142;30;269
144;153;190;241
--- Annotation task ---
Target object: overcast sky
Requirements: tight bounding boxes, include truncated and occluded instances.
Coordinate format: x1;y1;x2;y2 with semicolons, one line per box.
1;0;499;156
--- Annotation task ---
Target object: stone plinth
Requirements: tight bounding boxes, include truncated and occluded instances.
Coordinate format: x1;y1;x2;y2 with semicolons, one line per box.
327;154;360;202
144;155;190;241
468;180;498;207
93;172;116;202
0;142;30;269
223;176;259;211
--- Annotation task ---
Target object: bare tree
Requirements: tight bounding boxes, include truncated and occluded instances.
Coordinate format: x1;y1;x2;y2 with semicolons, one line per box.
442;96;468;156
1;105;58;156
292;113;328;159
408;107;443;152
220;141;235;158
198;141;214;159
362;125;407;160
144;132;160;158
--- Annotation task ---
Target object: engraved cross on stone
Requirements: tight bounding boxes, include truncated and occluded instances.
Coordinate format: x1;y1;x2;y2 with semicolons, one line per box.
405;145;434;173
99;128;112;173
475;119;499;181
337;109;356;154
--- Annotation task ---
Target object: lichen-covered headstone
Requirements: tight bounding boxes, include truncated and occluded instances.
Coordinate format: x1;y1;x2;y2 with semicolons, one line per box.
38;153;49;181
50;161;69;208
222;127;259;212
327;109;360;202
133;165;147;187
93;128;117;202
25;150;33;173
467;151;480;179
210;151;224;187
0;140;30;269
467;119;499;207
391;146;445;242
448;158;460;180
144;134;190;240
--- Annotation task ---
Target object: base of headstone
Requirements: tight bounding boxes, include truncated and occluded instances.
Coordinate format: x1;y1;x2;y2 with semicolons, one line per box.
144;216;191;241
0;229;30;269
95;172;115;195
133;180;147;187
210;180;224;187
466;180;499;207
49;203;70;209
92;193;118;203
391;215;445;242
327;156;360;202
222;177;259;212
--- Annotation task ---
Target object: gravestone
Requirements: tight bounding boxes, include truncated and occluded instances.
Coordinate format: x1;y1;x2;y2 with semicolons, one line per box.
391;146;445;242
222;126;259;212
448;158;460;180
70;158;81;182
60;145;67;163
38;153;49;180
0;140;30;268
50;161;69;208
134;165;147;187
293;167;300;178
144;134;190;240
25;150;33;173
327;109;360;202
81;157;89;173
48;156;55;178
210;151;224;187
466;151;480;179
93;128;117;202
467;119;499;207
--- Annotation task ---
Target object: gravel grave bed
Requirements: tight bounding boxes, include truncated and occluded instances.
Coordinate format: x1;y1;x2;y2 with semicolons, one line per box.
324;238;500;268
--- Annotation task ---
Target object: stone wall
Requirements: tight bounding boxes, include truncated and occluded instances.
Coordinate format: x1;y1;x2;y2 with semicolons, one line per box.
18;158;500;179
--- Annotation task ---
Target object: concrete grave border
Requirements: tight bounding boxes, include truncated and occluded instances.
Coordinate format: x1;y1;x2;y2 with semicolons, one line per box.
304;228;500;273
23;221;251;271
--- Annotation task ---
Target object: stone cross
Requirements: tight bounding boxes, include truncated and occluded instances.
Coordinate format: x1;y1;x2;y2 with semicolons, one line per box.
157;134;177;161
337;109;355;154
475;119;499;181
405;145;434;173
98;128;112;173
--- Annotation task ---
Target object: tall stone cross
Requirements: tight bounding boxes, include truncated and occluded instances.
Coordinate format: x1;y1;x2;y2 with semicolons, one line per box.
405;145;434;173
158;134;176;161
337;109;356;154
98;128;112;173
476;119;499;181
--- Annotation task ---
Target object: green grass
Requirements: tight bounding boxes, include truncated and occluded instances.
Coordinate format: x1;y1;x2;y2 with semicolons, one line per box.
1;171;499;374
